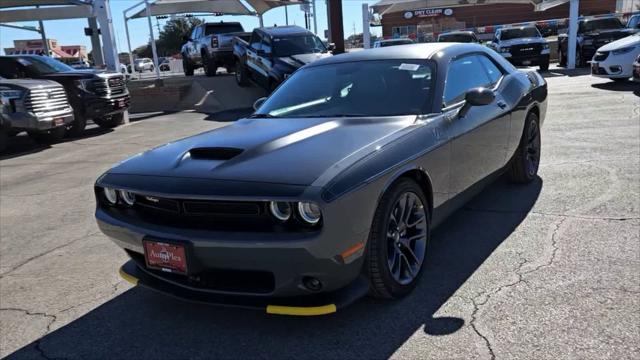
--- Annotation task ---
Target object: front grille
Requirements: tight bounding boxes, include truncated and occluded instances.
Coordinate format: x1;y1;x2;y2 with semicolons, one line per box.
24;86;70;115
127;250;276;294
510;43;542;58
93;75;127;97
593;51;609;62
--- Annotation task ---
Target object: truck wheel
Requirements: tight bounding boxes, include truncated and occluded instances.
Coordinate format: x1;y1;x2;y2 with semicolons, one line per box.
183;58;194;76
203;53;217;77
539;58;550;72
0;129;8;153
28;127;66;144
235;62;249;86
66;111;87;138
94;113;123;129
558;50;566;67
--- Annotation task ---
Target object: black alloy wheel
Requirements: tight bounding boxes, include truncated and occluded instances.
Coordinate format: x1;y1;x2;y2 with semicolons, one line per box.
366;178;430;299
509;112;541;183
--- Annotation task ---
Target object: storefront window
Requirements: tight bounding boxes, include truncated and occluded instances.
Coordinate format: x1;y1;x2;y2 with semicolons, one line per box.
391;25;417;38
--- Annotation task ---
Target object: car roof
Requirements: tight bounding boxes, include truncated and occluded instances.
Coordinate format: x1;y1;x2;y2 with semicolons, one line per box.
259;25;311;37
440;31;475;36
310;43;485;67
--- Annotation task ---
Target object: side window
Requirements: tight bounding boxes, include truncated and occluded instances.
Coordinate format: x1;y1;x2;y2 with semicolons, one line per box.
443;55;492;107
262;37;272;56
250;32;262;51
477;55;504;86
0;59;21;79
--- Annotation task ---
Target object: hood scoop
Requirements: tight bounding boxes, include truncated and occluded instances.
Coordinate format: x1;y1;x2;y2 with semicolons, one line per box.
188;147;243;161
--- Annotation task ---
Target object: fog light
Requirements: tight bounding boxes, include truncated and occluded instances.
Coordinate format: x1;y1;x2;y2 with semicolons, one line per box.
609;66;622;74
119;190;136;206
302;276;322;292
297;202;322;225
269;201;292;221
103;187;118;205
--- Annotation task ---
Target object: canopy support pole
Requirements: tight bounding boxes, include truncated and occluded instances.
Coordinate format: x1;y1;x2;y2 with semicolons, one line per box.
36;6;49;56
144;0;161;81
124;16;136;79
258;14;264;27
312;0;318;35
93;0;120;72
328;0;344;53
88;17;104;67
362;3;370;49
567;0;579;69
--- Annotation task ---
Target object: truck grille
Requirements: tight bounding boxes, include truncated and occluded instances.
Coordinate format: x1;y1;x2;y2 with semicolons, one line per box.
510;43;542;58
93;75;127;97
24;86;71;115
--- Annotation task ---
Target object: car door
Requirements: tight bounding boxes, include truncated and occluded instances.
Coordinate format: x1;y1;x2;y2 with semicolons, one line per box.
259;36;275;87
246;32;268;85
444;54;511;195
190;26;201;62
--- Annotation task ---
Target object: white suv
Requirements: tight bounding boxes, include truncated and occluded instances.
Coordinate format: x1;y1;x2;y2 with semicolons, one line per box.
591;33;640;82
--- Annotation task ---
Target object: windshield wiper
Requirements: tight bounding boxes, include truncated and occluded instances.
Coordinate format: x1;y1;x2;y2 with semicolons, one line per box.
248;113;278;119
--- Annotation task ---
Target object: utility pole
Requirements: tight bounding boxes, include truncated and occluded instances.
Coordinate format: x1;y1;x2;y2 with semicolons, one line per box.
312;0;318;35
362;3;370;49
285;5;288;25
328;0;344;53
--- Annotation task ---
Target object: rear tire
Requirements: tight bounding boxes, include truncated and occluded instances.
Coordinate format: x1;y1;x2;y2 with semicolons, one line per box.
558;49;567;67
94;113;123;129
366;178;430;299
0;129;8;153
508;112;541;184
27;126;66;144
203;53;217;77
183;57;194;76
539;58;549;72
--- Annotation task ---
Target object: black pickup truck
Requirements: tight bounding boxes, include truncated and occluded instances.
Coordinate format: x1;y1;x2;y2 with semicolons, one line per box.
181;22;251;76
558;16;637;67
0;55;130;137
233;26;332;91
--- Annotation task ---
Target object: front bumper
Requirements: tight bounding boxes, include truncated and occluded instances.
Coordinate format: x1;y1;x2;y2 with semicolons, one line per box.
591;56;635;79
82;94;130;119
2;109;73;131
118;259;368;315
634;63;640;82
502;52;550;66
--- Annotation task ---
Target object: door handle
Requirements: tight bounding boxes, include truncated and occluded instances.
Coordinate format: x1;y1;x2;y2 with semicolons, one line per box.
497;101;508;109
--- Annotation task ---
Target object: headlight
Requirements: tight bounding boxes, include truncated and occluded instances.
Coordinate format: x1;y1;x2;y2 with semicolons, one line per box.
583;39;593;46
542;43;549;50
75;79;95;93
297;202;322;225
269;201;292;221
103;187;118;205
612;46;637;55
0;88;23;105
119;190;136;206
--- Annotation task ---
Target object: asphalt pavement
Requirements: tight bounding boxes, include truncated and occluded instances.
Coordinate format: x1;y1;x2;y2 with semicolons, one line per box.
0;68;639;359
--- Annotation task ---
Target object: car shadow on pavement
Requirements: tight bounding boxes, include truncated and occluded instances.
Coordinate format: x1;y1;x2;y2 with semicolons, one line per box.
6;177;542;359
541;66;591;78
0;126;113;161
203;107;255;122
591;81;640;94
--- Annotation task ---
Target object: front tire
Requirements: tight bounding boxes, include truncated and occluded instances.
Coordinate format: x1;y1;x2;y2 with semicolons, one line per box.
235;62;249;86
0;128;8;153
508;112;541;184
183;57;194;76
539;58;550;72
203;53;217;77
366;178;430;299
27;126;66;144
94;113;123;129
66;110;87;138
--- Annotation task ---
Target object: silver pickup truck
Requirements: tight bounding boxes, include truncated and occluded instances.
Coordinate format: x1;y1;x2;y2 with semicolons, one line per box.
0;77;74;150
181;21;251;77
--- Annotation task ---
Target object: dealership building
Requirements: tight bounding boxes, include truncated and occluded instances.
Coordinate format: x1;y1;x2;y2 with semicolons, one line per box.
373;0;621;41
4;38;87;60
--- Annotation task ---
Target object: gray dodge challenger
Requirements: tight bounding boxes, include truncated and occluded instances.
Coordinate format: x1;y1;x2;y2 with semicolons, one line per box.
96;43;547;315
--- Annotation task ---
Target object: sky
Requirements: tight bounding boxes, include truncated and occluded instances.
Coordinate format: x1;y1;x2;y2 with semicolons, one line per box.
0;0;383;55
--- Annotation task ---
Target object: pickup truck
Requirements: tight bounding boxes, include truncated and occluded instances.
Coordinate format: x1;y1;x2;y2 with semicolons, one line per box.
558;16;637;67
0;55;131;137
233;26;332;91
0;77;74;146
488;25;550;71
181;22;251;77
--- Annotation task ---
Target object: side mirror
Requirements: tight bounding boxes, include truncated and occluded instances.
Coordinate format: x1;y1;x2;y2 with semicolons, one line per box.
253;97;267;111
327;43;336;51
459;88;495;117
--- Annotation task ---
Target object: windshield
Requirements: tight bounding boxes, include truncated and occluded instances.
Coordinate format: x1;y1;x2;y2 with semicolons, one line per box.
580;18;623;32
500;27;541;40
439;34;475;42
18;56;74;74
255;60;435;118
205;24;243;35
273;35;326;57
628;16;640;29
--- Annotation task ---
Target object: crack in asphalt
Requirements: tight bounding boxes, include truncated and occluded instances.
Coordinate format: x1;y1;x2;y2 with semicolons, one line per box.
463;207;639;222
0;307;58;360
0;231;100;278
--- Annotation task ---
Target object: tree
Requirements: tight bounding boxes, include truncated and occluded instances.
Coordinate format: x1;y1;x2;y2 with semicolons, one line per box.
157;17;204;56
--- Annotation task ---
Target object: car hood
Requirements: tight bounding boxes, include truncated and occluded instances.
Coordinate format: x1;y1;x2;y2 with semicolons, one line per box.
42;70;121;80
108;116;415;186
276;53;332;68
0;78;61;89
598;34;640;51
500;37;547;47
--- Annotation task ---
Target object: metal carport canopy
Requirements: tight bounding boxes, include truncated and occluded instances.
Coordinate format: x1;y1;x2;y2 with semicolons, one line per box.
127;0;253;19
0;0;94;21
244;0;307;15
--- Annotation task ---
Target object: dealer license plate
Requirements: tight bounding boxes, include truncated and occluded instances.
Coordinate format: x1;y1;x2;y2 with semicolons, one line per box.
54;118;65;126
115;99;126;109
522;60;531;66
143;240;187;274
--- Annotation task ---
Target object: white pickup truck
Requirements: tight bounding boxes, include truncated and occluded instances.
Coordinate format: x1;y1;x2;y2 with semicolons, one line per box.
488;26;550;71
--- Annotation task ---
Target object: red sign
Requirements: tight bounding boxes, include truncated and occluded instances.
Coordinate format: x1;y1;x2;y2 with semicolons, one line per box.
143;241;187;274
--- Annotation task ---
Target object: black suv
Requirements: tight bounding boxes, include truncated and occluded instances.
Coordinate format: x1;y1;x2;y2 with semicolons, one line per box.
0;56;130;136
558;17;636;67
